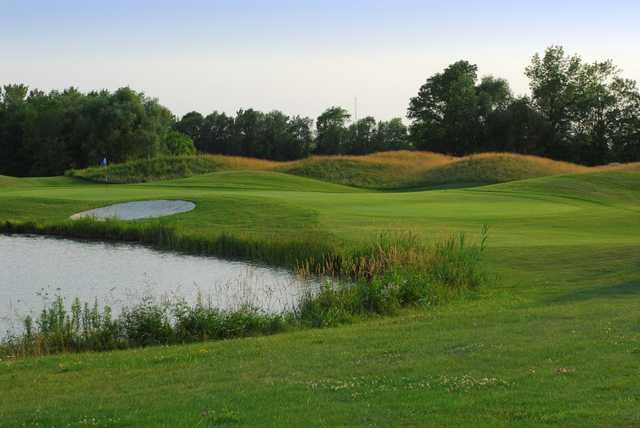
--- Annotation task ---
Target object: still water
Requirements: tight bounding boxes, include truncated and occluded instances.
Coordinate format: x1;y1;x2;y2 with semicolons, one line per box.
0;235;314;333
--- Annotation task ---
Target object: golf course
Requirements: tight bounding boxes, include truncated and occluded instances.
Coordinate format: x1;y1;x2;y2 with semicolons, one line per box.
0;152;639;427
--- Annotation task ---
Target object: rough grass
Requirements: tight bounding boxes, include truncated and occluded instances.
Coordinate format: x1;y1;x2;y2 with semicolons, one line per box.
66;154;276;183
599;161;640;172
64;150;631;189
280;151;454;189
413;152;589;187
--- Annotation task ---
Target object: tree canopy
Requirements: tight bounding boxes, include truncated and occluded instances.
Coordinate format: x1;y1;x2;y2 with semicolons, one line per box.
407;47;640;164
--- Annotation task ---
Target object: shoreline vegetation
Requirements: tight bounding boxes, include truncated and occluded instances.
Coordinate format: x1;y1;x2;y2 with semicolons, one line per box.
0;220;488;358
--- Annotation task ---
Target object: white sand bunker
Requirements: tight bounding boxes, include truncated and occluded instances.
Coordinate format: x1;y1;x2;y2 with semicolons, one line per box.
70;200;196;221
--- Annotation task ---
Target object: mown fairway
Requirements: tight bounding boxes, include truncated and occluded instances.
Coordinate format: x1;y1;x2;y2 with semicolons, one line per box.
1;168;639;427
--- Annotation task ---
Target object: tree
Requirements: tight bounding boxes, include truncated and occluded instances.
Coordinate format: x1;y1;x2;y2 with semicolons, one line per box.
608;79;640;162
315;106;350;154
262;112;313;161
483;96;551;154
407;61;480;155
199;111;233;154
526;46;640;164
287;115;313;160
76;87;173;164
376;118;410;151
0;84;30;175
408;62;511;155
346;116;377;154
174;111;204;145
526;46;590;159
163;130;195;156
476;76;512;121
232;109;266;158
0;85;177;175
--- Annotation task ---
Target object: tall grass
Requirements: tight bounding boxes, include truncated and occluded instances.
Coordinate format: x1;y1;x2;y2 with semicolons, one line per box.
0;227;489;358
0;218;337;271
63;150;610;188
66;154;277;184
0;219;484;279
1;296;287;357
297;228;488;327
282;152;590;189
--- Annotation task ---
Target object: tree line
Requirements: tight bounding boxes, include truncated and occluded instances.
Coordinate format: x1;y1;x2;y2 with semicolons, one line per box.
174;107;410;161
1;46;639;176
408;46;640;165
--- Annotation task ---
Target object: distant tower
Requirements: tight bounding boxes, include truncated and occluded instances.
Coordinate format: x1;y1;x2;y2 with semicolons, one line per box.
354;96;358;123
354;96;358;138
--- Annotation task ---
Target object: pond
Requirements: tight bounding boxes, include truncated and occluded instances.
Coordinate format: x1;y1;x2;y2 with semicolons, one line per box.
0;235;316;334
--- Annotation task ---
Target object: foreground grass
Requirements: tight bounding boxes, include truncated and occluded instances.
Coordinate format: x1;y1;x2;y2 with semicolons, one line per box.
0;245;638;427
0;167;639;426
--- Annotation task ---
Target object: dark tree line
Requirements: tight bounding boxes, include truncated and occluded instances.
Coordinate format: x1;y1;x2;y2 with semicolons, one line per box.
408;46;640;164
173;107;409;160
2;46;639;177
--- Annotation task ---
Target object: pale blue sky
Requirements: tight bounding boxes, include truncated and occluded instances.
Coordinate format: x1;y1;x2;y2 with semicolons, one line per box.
2;1;639;120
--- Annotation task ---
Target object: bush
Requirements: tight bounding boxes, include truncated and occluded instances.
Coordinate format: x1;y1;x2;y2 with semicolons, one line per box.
121;298;173;346
164;131;196;156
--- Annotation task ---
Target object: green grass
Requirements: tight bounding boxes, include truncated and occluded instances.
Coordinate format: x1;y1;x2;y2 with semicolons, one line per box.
0;163;639;426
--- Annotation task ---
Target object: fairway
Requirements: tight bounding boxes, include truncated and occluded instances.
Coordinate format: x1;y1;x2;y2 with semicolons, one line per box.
1;167;639;427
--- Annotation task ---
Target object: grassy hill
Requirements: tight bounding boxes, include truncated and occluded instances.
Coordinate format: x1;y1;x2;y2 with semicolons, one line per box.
66;154;277;184
0;164;639;426
279;151;454;188
281;151;589;189
66;150;620;189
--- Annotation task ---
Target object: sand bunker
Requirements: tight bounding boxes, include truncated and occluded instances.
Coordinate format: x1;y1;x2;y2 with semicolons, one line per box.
70;200;196;221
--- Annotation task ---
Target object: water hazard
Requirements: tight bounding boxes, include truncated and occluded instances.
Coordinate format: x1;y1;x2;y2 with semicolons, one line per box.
0;234;315;333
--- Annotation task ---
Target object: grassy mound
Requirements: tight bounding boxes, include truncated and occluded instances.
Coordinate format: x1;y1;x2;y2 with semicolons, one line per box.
415;152;588;187
599;161;640;172
281;151;453;188
66;155;276;184
63;150;636;190
281;151;588;189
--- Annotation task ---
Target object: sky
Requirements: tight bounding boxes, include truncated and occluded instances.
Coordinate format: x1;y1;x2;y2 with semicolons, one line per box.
2;0;639;121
